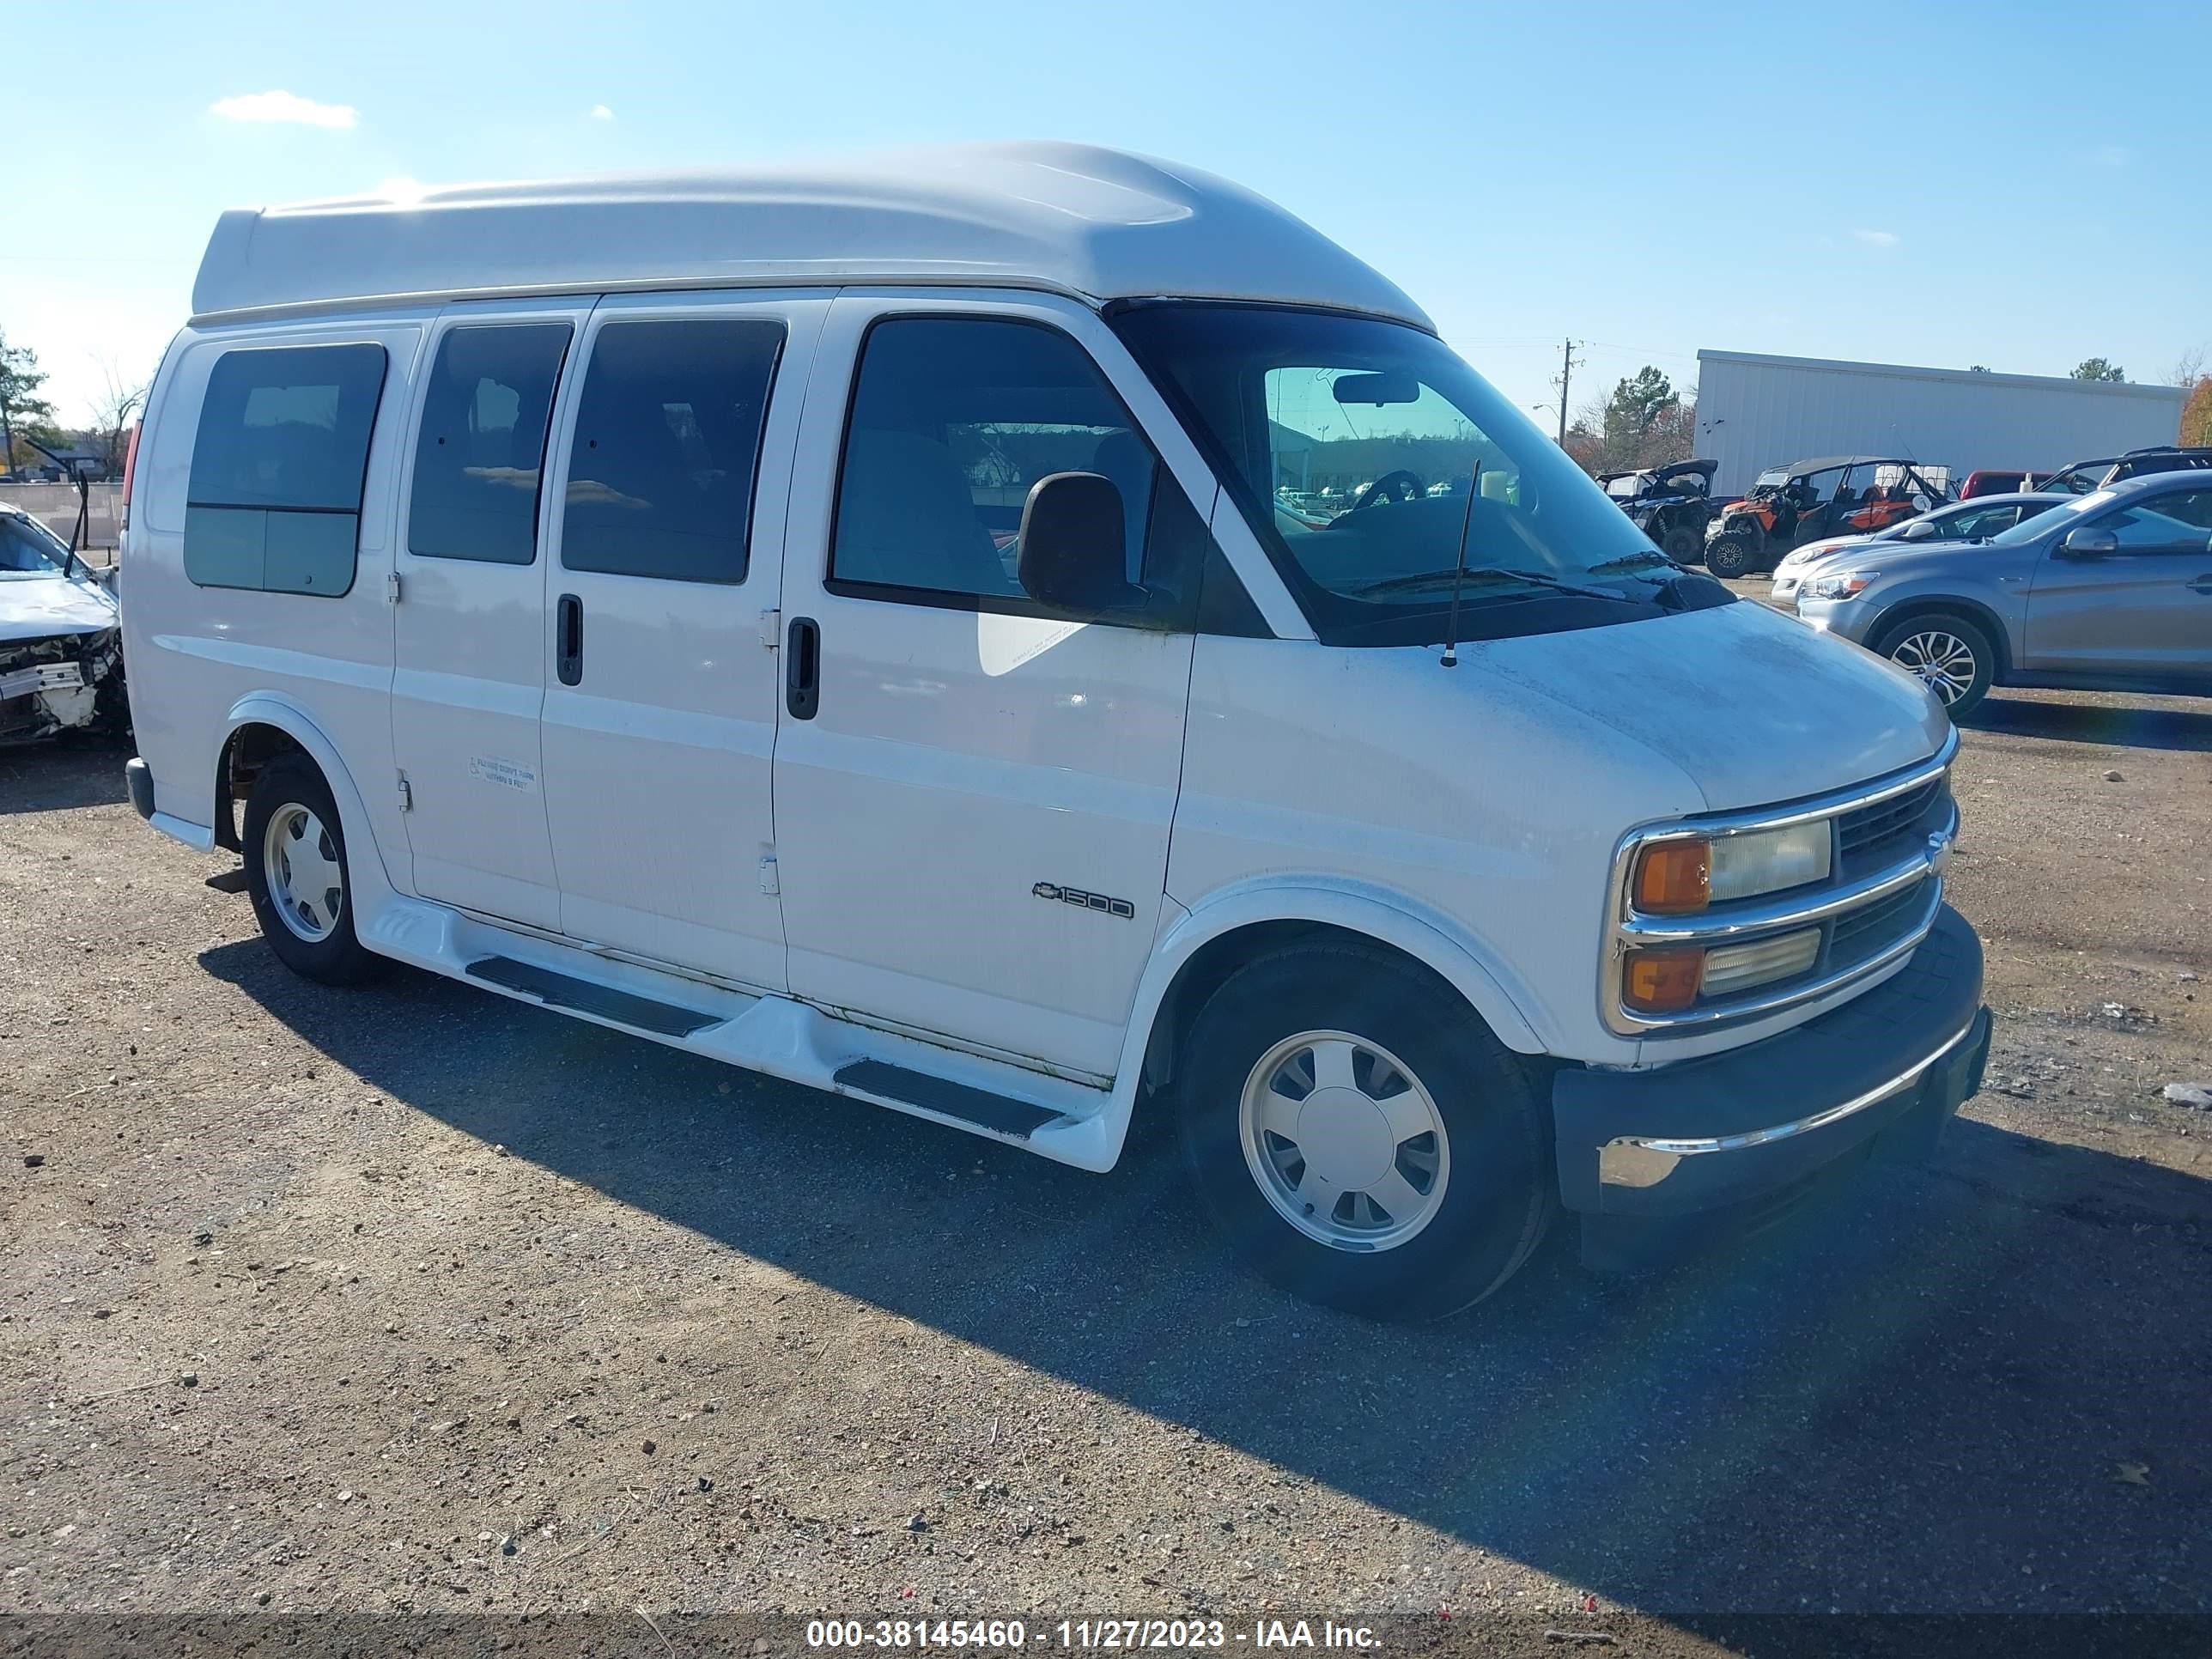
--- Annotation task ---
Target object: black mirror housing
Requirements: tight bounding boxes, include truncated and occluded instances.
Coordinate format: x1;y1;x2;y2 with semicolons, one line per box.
1017;471;1140;616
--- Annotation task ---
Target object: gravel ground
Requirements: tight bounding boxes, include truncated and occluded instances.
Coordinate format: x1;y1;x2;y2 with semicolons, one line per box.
3;680;2208;1643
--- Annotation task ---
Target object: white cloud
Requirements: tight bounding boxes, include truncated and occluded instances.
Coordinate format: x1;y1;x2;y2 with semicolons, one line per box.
210;90;359;130
588;104;616;121
1852;228;1900;248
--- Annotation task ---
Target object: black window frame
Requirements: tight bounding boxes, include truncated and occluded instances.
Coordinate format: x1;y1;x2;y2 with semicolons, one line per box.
556;315;788;586
184;341;389;598
405;320;576;568
823;311;1203;633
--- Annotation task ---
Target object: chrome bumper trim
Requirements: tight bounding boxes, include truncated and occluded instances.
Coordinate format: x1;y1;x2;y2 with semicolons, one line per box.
1598;1015;1982;1189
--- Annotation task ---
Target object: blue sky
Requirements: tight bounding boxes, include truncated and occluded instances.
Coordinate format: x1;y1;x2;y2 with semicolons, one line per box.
10;0;2207;428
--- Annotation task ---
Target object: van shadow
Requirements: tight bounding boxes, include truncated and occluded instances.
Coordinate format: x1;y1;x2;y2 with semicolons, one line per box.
202;940;2212;1615
0;737;131;813
1969;692;2212;753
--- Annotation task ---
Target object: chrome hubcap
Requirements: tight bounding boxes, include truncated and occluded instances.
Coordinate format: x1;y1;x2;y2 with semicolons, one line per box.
1238;1030;1449;1252
263;804;343;943
1892;630;1977;703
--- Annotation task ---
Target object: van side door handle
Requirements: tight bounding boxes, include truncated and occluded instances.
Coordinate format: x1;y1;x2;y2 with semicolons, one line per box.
556;593;583;686
2187;574;2212;596
785;616;820;719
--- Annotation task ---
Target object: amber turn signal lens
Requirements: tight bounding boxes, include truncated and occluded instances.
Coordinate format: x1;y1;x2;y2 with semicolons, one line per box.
1633;840;1711;915
1624;947;1705;1013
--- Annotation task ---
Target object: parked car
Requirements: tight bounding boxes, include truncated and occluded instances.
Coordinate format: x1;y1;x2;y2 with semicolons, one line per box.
1959;469;2043;499
2040;446;2212;496
0;503;125;744
121;143;1988;1318
1770;492;2067;602
1598;459;1717;560
1796;471;2212;718
1704;455;1950;578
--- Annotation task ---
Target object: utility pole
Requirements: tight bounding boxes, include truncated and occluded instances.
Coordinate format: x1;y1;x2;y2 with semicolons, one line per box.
1552;337;1583;446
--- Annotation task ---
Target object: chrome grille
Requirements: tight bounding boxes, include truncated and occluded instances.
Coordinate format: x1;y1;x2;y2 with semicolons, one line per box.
1827;877;1935;970
1838;776;1944;858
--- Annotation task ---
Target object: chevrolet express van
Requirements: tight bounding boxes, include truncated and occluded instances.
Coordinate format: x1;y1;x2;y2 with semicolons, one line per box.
120;143;1989;1317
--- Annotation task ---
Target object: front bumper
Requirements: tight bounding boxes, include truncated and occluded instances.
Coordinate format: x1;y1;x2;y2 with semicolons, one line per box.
1553;904;1987;1220
1791;593;1878;642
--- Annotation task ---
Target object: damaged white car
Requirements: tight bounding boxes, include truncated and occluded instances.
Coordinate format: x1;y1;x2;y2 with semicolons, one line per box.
1;502;126;744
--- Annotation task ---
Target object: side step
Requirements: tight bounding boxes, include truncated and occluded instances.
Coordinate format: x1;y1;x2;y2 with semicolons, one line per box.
833;1059;1060;1140
465;955;724;1038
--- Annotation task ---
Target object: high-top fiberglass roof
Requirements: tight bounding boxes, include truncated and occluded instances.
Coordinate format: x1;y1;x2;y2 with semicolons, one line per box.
189;141;1431;330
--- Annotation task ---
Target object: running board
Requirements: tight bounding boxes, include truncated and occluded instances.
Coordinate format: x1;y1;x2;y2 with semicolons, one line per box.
465;955;724;1038
833;1059;1060;1140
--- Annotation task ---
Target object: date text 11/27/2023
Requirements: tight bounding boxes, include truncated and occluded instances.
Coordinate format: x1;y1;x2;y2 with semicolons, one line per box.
805;1620;1382;1650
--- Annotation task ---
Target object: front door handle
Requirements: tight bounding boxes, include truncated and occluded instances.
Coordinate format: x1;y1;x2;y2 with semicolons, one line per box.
556;593;583;685
2187;574;2212;596
785;616;820;719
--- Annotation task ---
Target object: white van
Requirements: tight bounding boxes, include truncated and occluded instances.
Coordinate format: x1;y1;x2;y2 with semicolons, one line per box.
120;143;1989;1317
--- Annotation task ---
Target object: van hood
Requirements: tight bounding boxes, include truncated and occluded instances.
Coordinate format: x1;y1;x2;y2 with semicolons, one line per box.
1470;598;1948;812
0;571;120;643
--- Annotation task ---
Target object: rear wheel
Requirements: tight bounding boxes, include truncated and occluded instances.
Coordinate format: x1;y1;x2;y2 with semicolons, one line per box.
242;753;384;984
1173;941;1554;1320
1662;526;1702;562
1872;611;1995;720
1704;534;1755;579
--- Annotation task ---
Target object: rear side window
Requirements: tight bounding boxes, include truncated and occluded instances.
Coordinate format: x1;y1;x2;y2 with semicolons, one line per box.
409;324;572;565
559;319;784;584
185;343;386;595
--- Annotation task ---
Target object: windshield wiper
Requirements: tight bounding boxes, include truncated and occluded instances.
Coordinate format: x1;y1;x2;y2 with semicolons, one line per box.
1357;566;1642;605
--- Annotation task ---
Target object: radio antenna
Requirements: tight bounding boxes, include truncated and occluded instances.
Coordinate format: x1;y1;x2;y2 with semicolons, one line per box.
1440;455;1480;668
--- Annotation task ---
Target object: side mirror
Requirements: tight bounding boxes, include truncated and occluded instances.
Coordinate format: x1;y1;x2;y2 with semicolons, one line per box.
1899;519;1937;542
2057;526;2118;559
1016;472;1140;617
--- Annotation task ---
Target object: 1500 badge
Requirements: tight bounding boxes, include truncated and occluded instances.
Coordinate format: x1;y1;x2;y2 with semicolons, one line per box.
1032;882;1135;920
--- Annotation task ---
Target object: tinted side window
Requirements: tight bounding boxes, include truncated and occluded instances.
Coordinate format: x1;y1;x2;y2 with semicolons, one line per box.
2106;493;2212;548
409;324;571;565
185;343;386;595
831;318;1166;605
559;319;783;584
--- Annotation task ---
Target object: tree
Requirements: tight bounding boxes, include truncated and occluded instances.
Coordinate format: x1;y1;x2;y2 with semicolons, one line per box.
86;362;149;475
1564;367;1695;476
1968;364;1991;374
0;328;59;472
2069;357;2127;382
2172;348;2205;388
2182;377;2212;449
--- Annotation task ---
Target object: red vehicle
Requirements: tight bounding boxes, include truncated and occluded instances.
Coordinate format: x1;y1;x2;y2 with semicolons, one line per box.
1703;454;1949;577
1959;469;2041;498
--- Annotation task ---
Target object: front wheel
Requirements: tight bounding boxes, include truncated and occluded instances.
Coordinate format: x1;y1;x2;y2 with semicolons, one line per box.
242;753;384;984
1662;525;1703;562
1173;941;1554;1320
1704;534;1755;579
1872;611;1995;720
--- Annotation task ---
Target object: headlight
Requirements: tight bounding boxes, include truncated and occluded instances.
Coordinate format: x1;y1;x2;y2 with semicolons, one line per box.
1631;822;1832;914
1804;570;1875;599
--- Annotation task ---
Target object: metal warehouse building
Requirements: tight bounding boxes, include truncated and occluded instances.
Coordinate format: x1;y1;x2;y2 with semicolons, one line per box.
1694;349;2188;495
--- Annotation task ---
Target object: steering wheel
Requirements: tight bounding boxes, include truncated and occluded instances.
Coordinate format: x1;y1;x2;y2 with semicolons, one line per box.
1349;470;1425;511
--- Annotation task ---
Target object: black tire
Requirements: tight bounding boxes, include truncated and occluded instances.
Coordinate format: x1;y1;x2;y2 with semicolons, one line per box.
1870;611;1996;720
1173;941;1555;1320
1704;534;1755;579
1662;525;1702;562
241;752;384;985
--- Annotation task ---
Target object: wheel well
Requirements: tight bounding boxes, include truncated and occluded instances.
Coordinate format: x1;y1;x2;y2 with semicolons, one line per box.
1862;596;2013;678
213;722;307;853
1138;920;1470;1097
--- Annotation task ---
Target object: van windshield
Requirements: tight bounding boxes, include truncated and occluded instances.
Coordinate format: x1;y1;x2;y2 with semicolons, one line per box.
1109;304;1727;646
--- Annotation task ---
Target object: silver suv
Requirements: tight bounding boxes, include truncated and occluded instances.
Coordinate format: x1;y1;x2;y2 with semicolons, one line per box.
1796;471;2212;718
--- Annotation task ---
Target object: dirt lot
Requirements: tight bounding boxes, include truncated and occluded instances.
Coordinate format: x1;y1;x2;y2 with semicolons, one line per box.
3;682;2209;1644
